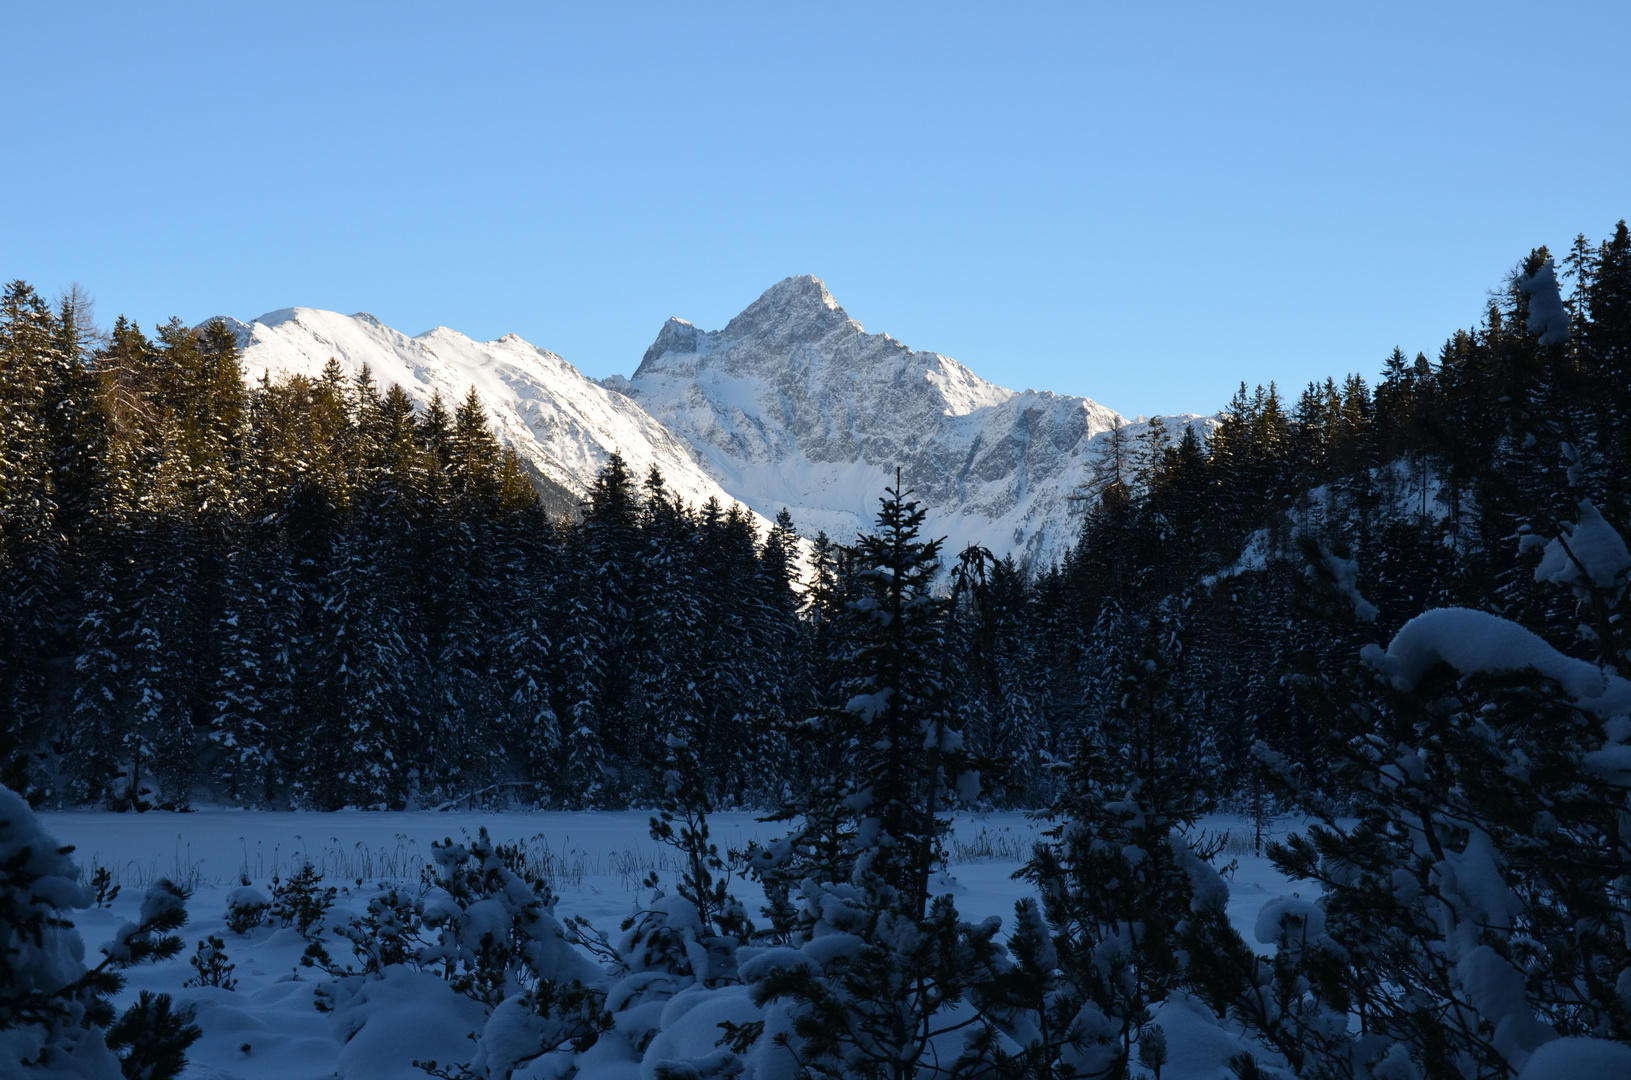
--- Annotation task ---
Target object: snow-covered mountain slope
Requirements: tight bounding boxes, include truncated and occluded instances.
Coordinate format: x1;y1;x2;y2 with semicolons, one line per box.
615;276;1211;568
222;286;1212;568
224;308;752;523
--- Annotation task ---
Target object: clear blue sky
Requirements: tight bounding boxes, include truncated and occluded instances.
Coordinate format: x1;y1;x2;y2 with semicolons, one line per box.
3;2;1627;417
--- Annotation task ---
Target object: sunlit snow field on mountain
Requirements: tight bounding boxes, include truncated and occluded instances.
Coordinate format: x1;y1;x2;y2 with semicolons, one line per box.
43;810;1304;1080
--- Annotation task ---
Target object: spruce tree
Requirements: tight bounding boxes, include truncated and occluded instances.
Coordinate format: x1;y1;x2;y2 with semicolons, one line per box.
632;466;710;805
0;283;66;779
1019;626;1229;1076
555;453;641;807
745;475;1004;1080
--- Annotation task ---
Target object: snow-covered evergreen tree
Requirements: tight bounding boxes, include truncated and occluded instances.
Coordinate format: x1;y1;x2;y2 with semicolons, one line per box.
0;283;67;786
1239;488;1631;1077
1019;626;1233;1077
305;518;418;809
744;476;1006;1080
1;784;200;1077
554;453;641;807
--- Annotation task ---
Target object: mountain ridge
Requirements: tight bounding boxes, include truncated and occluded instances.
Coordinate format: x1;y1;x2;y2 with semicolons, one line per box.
225;279;1214;566
222;306;747;524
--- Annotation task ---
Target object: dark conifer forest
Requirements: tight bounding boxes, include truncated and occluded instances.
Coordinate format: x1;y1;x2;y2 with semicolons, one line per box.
2;225;1630;818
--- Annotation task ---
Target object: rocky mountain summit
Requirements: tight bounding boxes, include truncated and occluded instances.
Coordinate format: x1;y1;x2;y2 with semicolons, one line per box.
615;275;1208;566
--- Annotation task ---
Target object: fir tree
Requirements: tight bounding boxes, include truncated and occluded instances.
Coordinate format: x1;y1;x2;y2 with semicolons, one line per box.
555;453;641;807
745;475;1004;1080
0;283;66;776
1019;627;1229;1076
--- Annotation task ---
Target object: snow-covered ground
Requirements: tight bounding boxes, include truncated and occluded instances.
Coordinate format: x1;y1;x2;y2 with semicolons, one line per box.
40;810;1307;1080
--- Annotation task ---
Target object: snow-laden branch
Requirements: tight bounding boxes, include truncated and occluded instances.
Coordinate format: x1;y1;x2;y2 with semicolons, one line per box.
1361;607;1631;716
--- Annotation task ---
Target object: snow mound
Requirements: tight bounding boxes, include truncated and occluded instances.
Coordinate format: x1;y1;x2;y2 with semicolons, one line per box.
1254;895;1323;945
1517;1037;1631;1080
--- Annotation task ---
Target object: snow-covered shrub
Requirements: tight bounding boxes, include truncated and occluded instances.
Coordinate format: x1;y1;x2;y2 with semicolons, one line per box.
597;732;757;1058
0;783;119;1076
1014;628;1244;1077
320;884;426;976
184;935;236;990
269;861;334;939
104;990;200;1079
421;829;600;1009
598;879;735;1061
462;975;610;1080
1271;618;1631;1075
741;877;1009;1080
0;784;199;1078
222;881;269;935
311;827;607;1080
1237;504;1631;1077
101;878;189;968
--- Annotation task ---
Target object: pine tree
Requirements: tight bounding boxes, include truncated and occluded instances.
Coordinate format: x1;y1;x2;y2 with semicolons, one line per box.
0;283;67;777
304;507;419;809
66;552;128;807
555;453;641;807
752;506;806;773
695;501;784;799
631;466;709;805
104;417;205;810
1019;626;1228;1075
1;785;201;1077
1076;417;1135;511
1580;221;1631;436
745;475;1004;1080
450;387;502;506
495;500;562;803
957;552;1048;805
207;544;271;805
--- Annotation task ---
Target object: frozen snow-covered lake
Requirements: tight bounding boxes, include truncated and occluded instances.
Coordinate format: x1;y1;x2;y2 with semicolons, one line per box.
38;809;1307;1080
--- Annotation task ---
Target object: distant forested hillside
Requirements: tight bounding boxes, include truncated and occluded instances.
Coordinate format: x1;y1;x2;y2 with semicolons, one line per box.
1064;224;1631;802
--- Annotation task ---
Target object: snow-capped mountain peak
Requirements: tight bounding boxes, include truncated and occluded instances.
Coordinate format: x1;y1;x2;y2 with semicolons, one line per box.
641;317;705;371
639;275;858;374
622;276;1211;566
